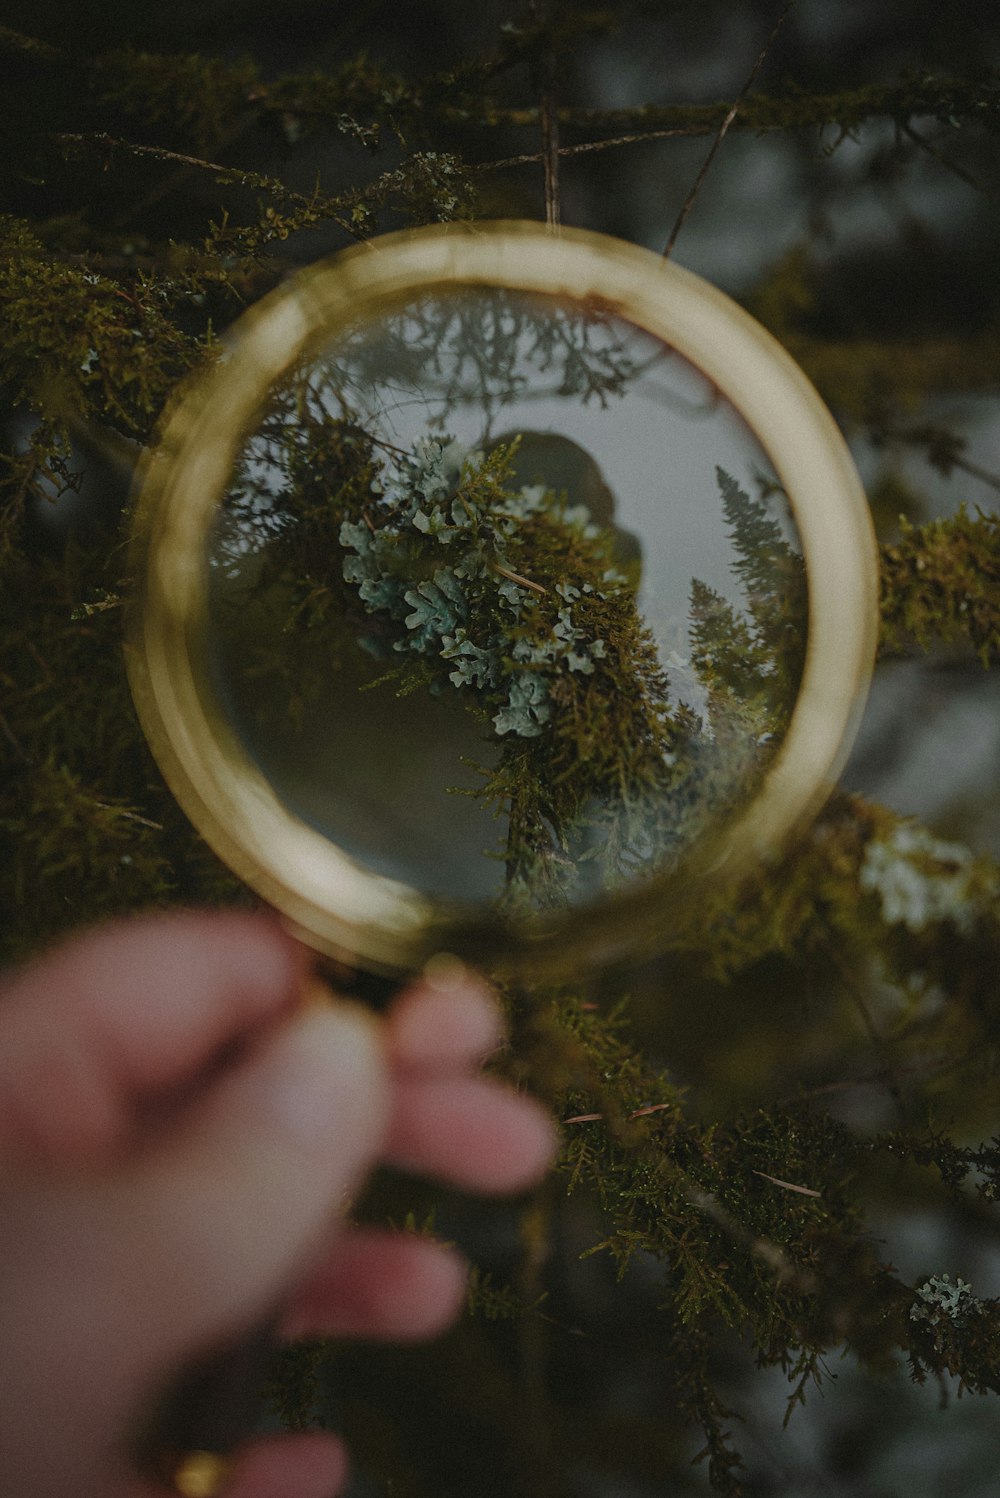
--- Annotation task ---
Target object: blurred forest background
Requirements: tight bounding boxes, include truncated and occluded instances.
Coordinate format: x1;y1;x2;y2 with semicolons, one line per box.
2;1;1000;1494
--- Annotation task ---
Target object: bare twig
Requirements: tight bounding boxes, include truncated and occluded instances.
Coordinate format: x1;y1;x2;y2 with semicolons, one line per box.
774;1056;958;1111
55;132;238;181
539;88;562;228
0;710;29;763
88;800;164;830
53;132;360;241
837;958;910;1123
24;639;52;677
664;1;795;258
904;122;1000;206
528;0;561;230
474;125;705;175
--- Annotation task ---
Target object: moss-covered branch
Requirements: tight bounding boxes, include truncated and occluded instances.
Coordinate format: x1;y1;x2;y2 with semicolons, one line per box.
494;956;1000;1481
880;508;1000;665
51;133;478;255
468;72;1000;136
0;216;206;425
5;24;998;150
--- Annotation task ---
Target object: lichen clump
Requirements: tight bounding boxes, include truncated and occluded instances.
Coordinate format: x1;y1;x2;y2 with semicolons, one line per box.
339;436;620;737
911;1274;979;1328
337;433;692;902
860;820;998;933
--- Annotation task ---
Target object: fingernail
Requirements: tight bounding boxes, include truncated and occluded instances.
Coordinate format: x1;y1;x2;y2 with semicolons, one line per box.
422;952;475;992
263;1004;388;1153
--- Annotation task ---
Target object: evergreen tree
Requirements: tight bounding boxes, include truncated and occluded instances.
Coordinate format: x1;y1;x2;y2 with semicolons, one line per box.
3;3;1000;1494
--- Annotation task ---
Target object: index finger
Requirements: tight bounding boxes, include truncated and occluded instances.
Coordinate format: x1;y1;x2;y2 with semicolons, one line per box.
0;910;307;1165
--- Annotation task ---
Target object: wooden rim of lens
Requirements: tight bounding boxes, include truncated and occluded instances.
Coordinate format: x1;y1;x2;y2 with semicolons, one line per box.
128;221;879;977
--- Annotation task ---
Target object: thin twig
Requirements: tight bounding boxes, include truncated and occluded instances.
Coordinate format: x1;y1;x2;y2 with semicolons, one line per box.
664;1;794;258
474;125;704;174
516;1187;559;1493
837;957;910;1123
949;455;1000;494
89;800;164;830
774;1056;958;1111
904;122;1000;206
24;639;52;677
55;132;237;180
539;88;562;228
528;0;561;230
54;132;360;241
0;710;29;763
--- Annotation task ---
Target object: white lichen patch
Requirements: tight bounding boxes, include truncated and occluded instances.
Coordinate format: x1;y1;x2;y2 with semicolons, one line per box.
859;821;997;934
910;1274;980;1328
341;435;623;739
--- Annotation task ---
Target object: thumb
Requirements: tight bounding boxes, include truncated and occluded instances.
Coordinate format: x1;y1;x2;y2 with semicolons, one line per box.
100;999;391;1373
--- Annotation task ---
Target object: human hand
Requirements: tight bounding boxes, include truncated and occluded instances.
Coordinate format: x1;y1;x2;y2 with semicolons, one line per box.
0;910;555;1498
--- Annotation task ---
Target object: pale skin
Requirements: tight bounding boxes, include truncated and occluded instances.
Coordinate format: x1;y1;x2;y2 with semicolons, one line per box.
0;910;556;1498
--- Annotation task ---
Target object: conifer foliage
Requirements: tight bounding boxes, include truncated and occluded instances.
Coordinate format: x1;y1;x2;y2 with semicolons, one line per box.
2;3;1000;1493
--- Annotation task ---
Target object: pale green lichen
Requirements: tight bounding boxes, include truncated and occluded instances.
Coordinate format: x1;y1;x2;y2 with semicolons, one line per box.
339;435;620;738
910;1274;979;1328
859;821;997;934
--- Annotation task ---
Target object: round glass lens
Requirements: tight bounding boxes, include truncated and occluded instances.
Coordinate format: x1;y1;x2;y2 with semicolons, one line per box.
204;285;807;919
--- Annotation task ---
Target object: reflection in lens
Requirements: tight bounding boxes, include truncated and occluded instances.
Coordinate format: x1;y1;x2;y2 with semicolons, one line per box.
205;287;807;916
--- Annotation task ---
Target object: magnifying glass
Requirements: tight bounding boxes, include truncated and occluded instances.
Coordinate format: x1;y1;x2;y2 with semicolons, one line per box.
129;220;877;978
126;221;878;1488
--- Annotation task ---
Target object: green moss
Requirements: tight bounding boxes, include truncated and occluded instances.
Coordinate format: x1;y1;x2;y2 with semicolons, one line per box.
93;47;261;151
880;507;1000;664
447;72;1000;137
0;215;209;437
